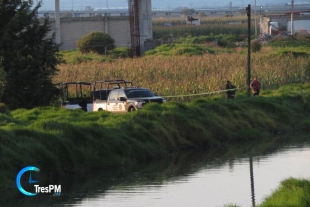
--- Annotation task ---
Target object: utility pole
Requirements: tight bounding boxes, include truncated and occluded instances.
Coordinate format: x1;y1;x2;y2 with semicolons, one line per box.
291;0;294;35
246;5;251;97
55;0;61;44
254;0;257;35
260;6;262;33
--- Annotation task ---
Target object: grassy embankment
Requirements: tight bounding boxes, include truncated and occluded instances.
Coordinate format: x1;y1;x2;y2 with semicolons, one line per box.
259;178;310;207
1;83;310;190
225;178;310;207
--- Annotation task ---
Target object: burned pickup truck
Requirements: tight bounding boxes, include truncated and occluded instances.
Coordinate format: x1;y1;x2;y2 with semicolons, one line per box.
92;80;166;112
58;81;94;111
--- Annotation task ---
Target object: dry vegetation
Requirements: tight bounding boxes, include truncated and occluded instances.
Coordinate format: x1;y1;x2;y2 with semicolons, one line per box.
55;47;310;100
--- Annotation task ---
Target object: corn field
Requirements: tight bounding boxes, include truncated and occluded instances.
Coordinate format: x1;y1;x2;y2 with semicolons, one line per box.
54;48;310;101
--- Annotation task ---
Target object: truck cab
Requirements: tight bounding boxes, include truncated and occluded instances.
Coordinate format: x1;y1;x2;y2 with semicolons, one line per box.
106;87;166;112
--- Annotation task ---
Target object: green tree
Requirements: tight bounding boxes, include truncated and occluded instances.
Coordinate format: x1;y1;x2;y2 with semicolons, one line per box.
76;31;115;54
0;0;62;109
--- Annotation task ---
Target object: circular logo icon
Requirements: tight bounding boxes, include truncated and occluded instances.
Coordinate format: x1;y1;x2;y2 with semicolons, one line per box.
16;166;40;196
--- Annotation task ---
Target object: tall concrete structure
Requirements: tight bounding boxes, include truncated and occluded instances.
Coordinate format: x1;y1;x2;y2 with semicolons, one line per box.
53;0;154;54
128;0;153;56
138;0;152;55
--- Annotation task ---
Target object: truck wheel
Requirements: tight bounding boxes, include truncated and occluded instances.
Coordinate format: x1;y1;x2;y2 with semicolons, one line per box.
98;108;103;111
128;107;136;112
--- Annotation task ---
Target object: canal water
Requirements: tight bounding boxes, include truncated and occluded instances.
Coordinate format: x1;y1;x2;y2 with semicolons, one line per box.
4;139;310;207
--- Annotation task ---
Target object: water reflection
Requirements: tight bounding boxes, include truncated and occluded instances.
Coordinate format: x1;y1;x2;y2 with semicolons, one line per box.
2;139;310;207
249;156;255;207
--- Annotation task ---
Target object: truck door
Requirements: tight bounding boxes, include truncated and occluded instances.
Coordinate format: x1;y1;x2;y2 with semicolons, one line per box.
107;90;118;111
117;90;127;113
107;90;127;113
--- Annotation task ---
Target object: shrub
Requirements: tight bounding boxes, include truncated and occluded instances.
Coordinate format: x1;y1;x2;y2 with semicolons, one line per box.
0;103;8;114
108;47;131;58
251;40;262;52
76;31;115;54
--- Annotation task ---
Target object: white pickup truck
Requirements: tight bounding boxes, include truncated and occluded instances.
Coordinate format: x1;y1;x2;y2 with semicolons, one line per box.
92;80;166;113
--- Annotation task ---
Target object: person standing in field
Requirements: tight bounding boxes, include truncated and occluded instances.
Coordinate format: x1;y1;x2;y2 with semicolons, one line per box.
250;77;261;96
225;80;236;99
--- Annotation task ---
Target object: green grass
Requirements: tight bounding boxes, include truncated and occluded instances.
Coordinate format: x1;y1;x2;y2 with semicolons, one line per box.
269;33;310;47
276;47;310;58
178;34;245;48
259;178;310;207
1;83;310;190
153;24;251;40
60;47;130;64
144;43;216;56
60;50;108;64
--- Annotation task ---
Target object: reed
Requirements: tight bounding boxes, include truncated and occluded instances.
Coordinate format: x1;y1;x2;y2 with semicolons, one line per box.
55;47;310;102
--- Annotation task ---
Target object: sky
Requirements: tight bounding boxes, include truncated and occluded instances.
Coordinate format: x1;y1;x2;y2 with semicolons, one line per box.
38;0;293;11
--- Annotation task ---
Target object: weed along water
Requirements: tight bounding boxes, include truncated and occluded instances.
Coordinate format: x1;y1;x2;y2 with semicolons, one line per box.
3;140;310;207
